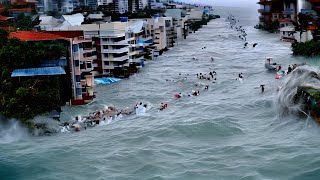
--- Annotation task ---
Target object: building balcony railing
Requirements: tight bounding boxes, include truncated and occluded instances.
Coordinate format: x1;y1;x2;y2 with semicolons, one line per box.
101;40;126;45
129;50;142;56
102;47;129;54
81;47;96;53
81;67;93;72
140;36;153;42
102;55;129;62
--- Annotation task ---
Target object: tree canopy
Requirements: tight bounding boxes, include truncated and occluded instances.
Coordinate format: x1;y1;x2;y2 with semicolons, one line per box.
0;29;68;128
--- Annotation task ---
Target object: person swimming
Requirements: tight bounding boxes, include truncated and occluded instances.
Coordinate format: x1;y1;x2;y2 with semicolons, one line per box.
260;85;265;93
160;103;168;111
174;93;182;99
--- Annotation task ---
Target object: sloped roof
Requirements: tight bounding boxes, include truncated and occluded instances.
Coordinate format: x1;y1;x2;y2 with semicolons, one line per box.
0;15;14;21
8;8;32;12
39;15;60;25
126;20;144;33
62;13;84;26
9;31;65;41
11;67;66;77
39;15;61;30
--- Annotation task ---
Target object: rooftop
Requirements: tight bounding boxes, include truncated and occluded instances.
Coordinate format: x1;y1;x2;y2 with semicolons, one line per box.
0;15;14;21
11;67;66;77
9;31;66;41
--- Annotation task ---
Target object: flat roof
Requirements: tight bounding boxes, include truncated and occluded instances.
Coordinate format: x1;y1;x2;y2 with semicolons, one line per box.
11;67;66;77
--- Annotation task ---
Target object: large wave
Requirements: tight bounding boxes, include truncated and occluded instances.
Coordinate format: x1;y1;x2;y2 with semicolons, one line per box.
277;66;320;116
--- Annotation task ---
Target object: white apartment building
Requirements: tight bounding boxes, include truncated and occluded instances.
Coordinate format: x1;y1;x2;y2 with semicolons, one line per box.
97;0;113;6
61;0;74;13
149;0;164;10
97;0;144;13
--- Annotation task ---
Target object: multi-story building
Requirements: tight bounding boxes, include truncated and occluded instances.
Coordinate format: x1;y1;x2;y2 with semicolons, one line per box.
8;31;96;105
149;0;164;10
60;0;74;13
146;16;167;53
70;36;96;104
98;0;144;13
165;8;188;40
40;0;59;13
163;17;175;47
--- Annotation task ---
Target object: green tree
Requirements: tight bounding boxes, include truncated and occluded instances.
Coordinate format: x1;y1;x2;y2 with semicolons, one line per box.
15;13;33;30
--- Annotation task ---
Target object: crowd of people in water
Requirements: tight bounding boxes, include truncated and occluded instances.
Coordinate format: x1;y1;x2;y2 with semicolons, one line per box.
56;14;307;133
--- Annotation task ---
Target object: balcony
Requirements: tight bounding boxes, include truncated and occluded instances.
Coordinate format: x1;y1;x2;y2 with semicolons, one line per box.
81;47;96;53
112;55;129;61
129;56;144;63
140;35;153;42
102;47;129;54
126;37;135;41
80;56;92;61
129;50;142;56
101;39;128;45
102;55;128;62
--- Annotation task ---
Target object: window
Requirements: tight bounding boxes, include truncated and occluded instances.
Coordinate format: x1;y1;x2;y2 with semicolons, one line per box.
75;60;80;67
76;88;82;96
87;61;92;68
80;63;85;70
82;87;87;93
76;75;81;82
104;61;109;66
73;44;79;52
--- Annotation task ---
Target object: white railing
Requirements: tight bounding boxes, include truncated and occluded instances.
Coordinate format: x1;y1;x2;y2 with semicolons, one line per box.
102;47;129;54
112;55;129;61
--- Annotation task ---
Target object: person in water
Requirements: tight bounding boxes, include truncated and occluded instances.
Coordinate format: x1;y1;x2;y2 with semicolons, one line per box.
260;85;265;93
160;103;168;111
174;93;182;99
288;65;292;74
277;65;282;71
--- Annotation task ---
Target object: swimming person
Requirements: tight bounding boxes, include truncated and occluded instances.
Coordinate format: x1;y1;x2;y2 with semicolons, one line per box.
260;85;265;93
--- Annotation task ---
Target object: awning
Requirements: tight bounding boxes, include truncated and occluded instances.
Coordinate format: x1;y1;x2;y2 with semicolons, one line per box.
94;77;122;85
11;67;66;77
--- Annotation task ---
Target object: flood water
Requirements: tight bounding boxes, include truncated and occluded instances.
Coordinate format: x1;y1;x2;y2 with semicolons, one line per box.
2;6;320;180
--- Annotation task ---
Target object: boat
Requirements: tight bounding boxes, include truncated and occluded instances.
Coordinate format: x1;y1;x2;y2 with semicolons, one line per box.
265;58;281;71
